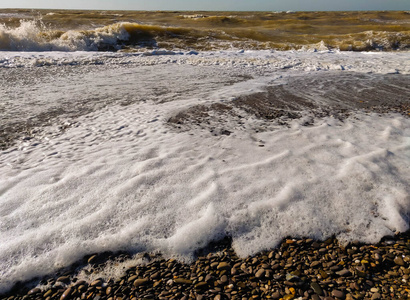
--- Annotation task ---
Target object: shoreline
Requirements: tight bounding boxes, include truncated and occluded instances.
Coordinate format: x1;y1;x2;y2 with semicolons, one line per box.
2;231;409;300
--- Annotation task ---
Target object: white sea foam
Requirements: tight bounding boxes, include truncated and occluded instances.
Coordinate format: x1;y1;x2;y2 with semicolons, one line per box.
0;50;409;293
0;50;409;75
0;20;131;52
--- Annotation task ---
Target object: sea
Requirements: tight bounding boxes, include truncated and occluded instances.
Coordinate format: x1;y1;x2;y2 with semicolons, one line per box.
0;9;409;293
0;10;409;52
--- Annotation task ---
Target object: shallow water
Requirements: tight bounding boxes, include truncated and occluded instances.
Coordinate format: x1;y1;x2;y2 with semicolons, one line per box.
0;10;409;51
0;49;409;293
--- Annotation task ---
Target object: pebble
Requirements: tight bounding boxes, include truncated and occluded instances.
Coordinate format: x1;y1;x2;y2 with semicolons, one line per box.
87;255;97;264
60;288;72;300
394;256;405;266
174;278;193;284
27;288;41;295
90;279;102;287
43;290;52;297
133;278;149;287
56;276;70;283
255;268;265;278
336;269;351;276
371;292;381;300
332;290;345;299
217;262;231;271
127;275;138;282
195;282;208;289
311;282;323;295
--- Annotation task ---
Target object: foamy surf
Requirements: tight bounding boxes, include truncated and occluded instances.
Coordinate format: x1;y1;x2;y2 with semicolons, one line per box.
0;49;409;293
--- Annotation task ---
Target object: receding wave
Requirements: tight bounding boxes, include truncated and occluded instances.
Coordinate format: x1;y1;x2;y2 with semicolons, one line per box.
0;11;409;52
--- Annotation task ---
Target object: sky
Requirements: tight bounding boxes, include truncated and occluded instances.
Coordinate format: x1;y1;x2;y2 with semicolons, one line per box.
0;0;409;11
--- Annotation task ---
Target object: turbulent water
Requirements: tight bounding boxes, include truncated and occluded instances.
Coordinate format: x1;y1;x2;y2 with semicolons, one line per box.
0;9;409;51
0;8;410;296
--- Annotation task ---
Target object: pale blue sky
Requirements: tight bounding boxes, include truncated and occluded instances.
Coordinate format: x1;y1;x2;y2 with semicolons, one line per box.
0;0;409;11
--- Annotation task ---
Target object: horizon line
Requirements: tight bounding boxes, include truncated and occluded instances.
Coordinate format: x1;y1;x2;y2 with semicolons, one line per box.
1;7;409;12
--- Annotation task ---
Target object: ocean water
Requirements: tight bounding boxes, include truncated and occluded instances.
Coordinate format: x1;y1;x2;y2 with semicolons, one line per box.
0;10;409;51
0;9;410;295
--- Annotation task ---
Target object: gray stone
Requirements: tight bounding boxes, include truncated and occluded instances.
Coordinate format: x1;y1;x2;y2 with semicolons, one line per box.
336;269;351;277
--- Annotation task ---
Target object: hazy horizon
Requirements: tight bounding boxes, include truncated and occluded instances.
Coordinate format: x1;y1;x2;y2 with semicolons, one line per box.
0;0;409;12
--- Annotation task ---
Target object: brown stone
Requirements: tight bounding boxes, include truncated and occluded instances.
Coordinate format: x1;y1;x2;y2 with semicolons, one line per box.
255;268;265;278
217;262;231;271
28;288;41;295
174;278;193;284
332;290;345;299
60;288;72;300
133;278;149;287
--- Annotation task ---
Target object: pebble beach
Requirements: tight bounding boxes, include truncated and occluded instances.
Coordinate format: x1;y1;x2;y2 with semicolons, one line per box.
2;232;410;300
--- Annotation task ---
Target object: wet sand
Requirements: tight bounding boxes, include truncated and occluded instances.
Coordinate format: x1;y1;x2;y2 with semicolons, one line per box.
169;73;410;131
2;72;409;150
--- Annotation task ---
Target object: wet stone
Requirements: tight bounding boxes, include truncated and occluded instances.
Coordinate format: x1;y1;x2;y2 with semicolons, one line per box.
60;288;72;300
56;276;70;283
28;288;41;295
311;282;323;295
133;278;149;287
90;279;102;287
332;290;345;299
320;270;329;279
174;278;193;284
88;255;97;264
195;282;208;289
394;256;405;266
43;290;53;298
255;268;265;278
217;262;231;271
3;231;410;300
128;274;140;282
336;269;351;277
310;261;321;268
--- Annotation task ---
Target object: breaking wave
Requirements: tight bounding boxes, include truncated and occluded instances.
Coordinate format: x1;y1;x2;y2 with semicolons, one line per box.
0;20;165;51
0;16;409;52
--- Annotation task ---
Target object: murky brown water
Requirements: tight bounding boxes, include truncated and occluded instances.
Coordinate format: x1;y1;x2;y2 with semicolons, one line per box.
1;9;409;51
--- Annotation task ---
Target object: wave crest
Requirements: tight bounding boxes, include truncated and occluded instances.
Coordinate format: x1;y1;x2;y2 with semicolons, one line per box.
0;20;138;51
